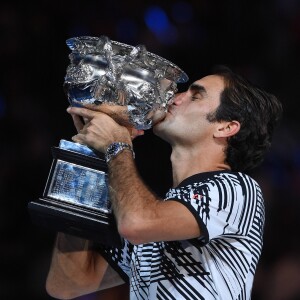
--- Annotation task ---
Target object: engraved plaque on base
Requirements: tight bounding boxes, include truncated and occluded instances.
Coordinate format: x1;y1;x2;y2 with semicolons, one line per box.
28;140;122;247
28;35;188;247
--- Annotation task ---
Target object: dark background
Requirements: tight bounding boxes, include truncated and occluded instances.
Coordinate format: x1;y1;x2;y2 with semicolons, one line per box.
1;0;300;299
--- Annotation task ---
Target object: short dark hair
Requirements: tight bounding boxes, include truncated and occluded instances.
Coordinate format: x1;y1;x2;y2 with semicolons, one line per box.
207;65;283;172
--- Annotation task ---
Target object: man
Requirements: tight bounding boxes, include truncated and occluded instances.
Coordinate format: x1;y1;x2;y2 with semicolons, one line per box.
45;66;282;299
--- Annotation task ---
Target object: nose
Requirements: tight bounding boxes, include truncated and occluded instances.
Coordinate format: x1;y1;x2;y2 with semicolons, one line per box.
172;92;185;105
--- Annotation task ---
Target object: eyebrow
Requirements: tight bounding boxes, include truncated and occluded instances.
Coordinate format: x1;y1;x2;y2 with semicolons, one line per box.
189;83;207;96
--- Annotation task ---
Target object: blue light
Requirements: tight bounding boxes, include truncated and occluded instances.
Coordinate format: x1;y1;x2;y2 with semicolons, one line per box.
144;5;178;45
145;6;169;34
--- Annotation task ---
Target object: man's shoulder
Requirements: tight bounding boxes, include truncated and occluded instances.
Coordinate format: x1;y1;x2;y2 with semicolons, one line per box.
167;170;262;199
175;170;242;187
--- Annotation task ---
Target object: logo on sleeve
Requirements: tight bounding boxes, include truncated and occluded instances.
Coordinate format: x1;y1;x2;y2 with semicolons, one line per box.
192;193;203;201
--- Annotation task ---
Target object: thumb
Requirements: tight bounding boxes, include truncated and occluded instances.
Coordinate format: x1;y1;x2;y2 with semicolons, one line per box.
128;128;145;140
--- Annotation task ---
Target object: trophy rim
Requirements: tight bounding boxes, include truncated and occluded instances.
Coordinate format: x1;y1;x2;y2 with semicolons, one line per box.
66;35;189;83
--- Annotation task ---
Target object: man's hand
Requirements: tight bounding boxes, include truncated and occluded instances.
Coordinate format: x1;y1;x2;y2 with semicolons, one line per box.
67;106;144;153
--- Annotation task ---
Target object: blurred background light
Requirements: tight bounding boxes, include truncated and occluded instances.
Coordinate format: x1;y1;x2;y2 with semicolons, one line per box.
145;6;169;33
144;5;178;45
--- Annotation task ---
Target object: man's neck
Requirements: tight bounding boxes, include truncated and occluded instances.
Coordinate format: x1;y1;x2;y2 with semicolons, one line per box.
170;145;230;187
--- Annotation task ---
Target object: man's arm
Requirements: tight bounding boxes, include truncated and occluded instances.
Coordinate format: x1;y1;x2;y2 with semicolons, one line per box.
67;107;201;245
46;233;124;299
107;152;200;244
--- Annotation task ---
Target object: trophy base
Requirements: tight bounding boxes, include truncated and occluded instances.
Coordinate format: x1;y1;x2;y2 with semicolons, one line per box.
28;140;123;248
28;197;123;248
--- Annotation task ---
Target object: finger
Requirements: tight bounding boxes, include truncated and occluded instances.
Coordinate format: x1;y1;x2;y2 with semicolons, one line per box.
81;103;130;127
71;114;85;132
67;106;100;120
71;133;85;145
137;130;145;136
83;117;89;124
129;128;145;140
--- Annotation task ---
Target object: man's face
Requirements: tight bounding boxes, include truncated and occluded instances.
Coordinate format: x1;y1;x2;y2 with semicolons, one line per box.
153;75;225;146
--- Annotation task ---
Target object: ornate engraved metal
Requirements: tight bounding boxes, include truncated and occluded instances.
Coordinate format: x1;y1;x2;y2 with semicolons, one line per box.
64;35;188;129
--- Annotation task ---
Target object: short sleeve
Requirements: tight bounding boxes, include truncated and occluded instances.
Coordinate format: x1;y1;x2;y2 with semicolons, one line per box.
165;172;259;246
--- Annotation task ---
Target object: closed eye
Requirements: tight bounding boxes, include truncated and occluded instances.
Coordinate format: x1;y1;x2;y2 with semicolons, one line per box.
189;83;207;101
191;93;202;101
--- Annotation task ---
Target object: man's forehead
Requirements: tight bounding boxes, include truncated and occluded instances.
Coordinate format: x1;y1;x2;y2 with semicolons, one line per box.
190;75;225;93
194;75;224;86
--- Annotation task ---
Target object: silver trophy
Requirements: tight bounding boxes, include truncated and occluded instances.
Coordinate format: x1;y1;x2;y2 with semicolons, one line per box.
28;36;188;247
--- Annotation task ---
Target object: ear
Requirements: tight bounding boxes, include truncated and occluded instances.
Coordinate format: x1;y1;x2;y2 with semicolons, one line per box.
213;120;240;138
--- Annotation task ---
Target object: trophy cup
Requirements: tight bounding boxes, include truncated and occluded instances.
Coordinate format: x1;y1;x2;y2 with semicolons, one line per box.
28;36;188;247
